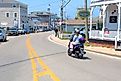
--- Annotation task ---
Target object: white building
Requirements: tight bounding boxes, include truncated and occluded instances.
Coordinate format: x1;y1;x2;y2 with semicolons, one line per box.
90;0;121;42
89;0;121;49
0;0;28;30
28;11;58;31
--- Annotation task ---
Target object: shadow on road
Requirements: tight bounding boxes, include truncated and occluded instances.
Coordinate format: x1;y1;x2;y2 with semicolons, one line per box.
0;40;9;45
71;55;91;60
0;51;91;68
0;40;9;43
0;51;66;68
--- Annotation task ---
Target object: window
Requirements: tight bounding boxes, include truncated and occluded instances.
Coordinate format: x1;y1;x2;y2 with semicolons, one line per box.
109;16;117;23
14;13;17;17
5;13;10;17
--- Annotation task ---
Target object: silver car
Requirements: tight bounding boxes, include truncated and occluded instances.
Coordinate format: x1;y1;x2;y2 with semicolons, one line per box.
0;28;7;42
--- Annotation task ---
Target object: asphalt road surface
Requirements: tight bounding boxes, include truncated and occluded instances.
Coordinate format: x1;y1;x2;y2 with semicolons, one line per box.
0;32;121;81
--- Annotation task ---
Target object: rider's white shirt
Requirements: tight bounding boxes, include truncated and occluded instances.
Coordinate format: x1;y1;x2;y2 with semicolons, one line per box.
72;34;82;44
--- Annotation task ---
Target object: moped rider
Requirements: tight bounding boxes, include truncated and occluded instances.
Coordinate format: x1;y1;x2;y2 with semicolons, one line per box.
69;28;85;51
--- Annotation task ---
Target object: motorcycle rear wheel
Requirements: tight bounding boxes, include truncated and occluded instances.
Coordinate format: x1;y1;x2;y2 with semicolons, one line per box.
79;54;83;59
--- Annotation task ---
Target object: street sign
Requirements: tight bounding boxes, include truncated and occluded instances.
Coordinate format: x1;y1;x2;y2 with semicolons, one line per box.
78;10;90;18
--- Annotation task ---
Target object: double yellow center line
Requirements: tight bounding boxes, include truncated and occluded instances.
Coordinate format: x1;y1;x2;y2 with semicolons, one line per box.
26;35;61;81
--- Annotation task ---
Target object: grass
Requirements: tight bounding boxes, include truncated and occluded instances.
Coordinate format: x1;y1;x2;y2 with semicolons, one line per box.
63;32;72;34
84;41;90;46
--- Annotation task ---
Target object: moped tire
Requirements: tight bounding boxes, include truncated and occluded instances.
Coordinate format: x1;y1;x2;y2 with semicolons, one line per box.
79;54;83;59
68;49;72;56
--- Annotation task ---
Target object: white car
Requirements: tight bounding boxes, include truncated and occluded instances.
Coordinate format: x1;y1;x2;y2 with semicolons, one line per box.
18;29;25;34
0;28;7;42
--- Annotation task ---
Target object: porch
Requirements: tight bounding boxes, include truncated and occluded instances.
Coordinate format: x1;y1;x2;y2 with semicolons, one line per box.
90;30;121;41
90;0;121;49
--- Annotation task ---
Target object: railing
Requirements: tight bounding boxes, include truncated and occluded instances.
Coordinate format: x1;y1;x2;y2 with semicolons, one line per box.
119;31;121;40
59;30;121;41
115;36;118;49
91;0;114;3
91;30;102;38
91;30;119;41
115;36;121;50
104;31;117;38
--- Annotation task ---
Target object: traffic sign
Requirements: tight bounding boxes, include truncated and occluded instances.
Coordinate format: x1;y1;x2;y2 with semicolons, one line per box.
78;10;90;18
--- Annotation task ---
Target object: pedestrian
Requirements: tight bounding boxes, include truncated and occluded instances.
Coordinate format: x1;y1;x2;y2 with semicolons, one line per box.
54;28;58;37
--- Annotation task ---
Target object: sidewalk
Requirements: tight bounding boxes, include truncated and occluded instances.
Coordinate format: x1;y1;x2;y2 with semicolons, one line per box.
49;34;121;58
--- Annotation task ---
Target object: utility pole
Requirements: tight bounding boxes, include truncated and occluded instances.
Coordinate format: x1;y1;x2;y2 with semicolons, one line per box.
47;4;51;29
84;0;89;42
60;0;64;33
60;0;71;33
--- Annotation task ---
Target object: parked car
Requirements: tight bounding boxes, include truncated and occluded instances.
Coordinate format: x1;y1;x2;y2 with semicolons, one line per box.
0;28;7;42
18;29;25;35
7;27;19;36
24;29;30;34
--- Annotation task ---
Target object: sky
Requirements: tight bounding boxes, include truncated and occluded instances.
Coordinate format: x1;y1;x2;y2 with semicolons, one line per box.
19;0;91;18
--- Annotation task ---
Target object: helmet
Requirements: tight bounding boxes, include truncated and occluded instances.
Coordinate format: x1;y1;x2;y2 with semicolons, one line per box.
74;28;80;33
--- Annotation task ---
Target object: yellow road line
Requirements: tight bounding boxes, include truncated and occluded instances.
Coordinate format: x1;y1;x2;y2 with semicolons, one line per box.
26;39;38;81
37;71;48;77
26;35;61;81
29;51;38;81
31;50;61;81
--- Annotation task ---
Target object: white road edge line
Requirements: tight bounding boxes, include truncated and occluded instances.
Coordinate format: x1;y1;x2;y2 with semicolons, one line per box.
48;34;121;60
48;35;67;47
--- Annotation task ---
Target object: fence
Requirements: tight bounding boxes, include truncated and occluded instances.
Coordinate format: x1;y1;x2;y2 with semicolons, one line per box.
91;30;121;41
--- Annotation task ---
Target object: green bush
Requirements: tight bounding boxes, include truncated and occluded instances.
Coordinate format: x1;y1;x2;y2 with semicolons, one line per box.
84;41;90;46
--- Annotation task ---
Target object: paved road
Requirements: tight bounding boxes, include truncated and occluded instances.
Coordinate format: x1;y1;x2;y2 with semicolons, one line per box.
0;32;121;81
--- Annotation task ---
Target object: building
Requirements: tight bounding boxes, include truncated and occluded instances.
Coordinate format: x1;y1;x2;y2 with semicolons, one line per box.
28;11;58;31
63;19;96;33
90;0;121;49
0;0;28;30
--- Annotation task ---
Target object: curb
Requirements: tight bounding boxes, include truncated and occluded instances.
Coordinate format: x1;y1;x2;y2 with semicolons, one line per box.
85;49;121;58
48;35;67;47
48;34;121;58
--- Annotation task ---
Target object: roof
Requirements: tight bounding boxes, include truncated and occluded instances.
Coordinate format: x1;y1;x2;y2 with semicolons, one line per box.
91;0;121;7
0;0;15;3
30;11;52;16
0;0;27;7
35;22;49;26
66;19;96;25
